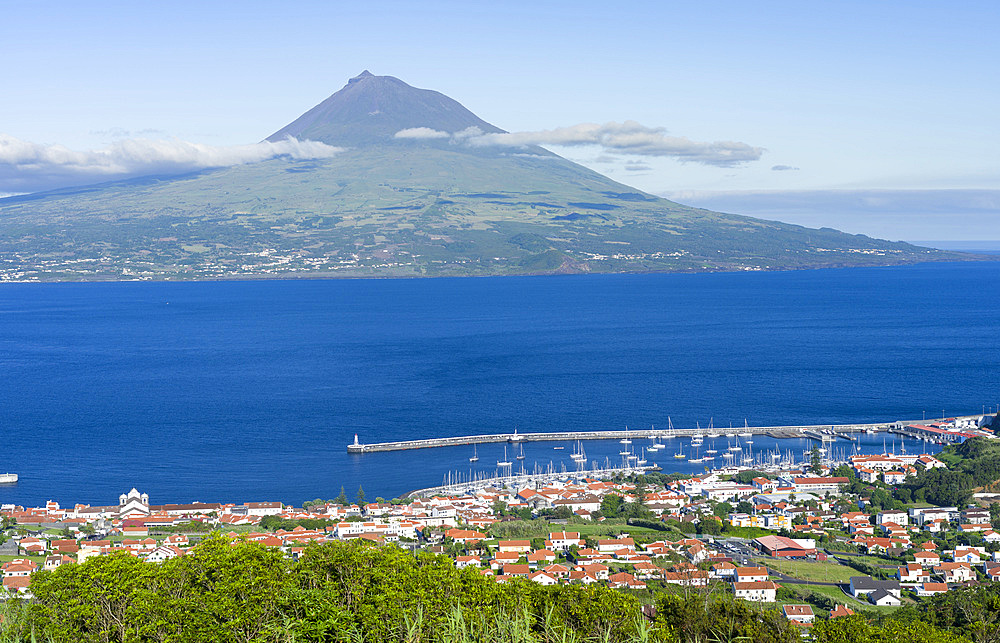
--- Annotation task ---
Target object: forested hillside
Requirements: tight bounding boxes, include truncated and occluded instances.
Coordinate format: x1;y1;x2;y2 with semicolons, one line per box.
0;535;993;643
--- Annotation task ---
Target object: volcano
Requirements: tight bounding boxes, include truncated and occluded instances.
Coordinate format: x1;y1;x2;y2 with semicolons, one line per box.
0;72;958;281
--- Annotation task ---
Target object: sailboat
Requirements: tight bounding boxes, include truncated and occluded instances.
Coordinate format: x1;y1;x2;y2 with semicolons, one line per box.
637;447;648;466
738;420;752;438
516;443;525;461
688;443;705;463
497;446;512;469
673;444;686;459
469;445;479;463
650;425;664;450
620;426;632;445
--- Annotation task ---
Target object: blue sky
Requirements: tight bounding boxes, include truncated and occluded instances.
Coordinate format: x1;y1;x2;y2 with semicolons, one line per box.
1;0;998;241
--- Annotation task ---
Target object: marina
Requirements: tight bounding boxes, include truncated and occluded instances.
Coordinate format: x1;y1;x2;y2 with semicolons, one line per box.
347;415;980;453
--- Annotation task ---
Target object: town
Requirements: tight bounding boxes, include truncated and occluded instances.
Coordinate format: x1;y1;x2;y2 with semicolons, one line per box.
3;414;1000;633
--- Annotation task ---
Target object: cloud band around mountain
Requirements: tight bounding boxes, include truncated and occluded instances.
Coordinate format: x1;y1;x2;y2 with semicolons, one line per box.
395;121;763;166
0;135;342;194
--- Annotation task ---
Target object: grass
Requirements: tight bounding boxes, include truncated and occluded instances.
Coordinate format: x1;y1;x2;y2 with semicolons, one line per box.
846;555;901;567
755;558;856;582
0;554;44;564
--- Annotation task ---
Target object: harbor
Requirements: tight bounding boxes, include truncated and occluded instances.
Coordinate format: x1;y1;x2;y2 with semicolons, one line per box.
347;415;982;454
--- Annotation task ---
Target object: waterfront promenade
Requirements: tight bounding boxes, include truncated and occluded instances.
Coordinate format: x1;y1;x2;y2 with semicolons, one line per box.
346;415;981;454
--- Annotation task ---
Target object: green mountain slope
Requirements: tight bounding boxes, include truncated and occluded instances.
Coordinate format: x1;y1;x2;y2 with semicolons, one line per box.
0;72;968;281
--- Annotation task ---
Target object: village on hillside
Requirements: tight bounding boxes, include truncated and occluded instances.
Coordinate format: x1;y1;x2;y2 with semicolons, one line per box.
4;416;1000;630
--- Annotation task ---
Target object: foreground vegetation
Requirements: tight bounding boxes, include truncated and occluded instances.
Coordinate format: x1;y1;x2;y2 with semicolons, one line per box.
3;535;1000;643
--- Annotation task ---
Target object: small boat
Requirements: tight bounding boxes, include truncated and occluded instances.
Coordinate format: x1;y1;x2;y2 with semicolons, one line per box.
637;448;648;466
516;443;525;461
0;473;17;484
620;426;632;445
469;445;479;463
497;446;512;468
673;446;686;459
553;446;564;450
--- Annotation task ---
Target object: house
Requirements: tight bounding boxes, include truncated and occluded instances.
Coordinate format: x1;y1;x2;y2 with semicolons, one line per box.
2;576;31;594
914;551;941;567
145;545;183;563
608;572;646;590
734;566;769;583
497;540;532;553
710;561;737;579
952;549;983;564
898;563;930;583
43;555;74;571
732;581;780;602
883;471;908;485
849;576;900;599
501;564;531;578
787;477;849;494
597;538;635;553
869;589;901;606
663;570;710;586
2;559;37;578
528;570;558;586
547;531;584;551
50;539;79;554
445;529;486;544
934;562;975;583
455;555;481;569
961;509;991;525
875;510;908;526
916;582;950;597
829;605;855;619
526;550;556;566
566;570;598;584
752;477;778;493
577;563;609;580
782;604;815;625
18;537;47;554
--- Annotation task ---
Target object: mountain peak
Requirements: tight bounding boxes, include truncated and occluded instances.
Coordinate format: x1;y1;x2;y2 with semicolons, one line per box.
266;72;504;147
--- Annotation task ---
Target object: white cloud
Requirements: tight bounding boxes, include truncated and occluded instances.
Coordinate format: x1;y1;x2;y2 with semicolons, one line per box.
0;134;342;193
393;127;449;140
394;120;763;167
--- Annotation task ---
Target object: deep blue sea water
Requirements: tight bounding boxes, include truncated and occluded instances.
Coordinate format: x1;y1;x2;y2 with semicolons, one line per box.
1;261;998;507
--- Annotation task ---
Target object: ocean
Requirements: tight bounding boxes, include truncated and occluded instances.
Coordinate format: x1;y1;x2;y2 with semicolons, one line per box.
1;261;997;507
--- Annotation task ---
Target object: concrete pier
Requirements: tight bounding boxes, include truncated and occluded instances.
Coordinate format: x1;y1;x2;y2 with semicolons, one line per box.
346;415;980;454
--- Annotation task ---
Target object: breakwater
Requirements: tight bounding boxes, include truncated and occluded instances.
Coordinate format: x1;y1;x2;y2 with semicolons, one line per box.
346;415;980;454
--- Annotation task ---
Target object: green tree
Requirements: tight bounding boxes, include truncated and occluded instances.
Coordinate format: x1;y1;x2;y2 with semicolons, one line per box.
334;486;348;505
714;502;733;518
600;493;623;516
809;444;823;475
700;519;722;536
